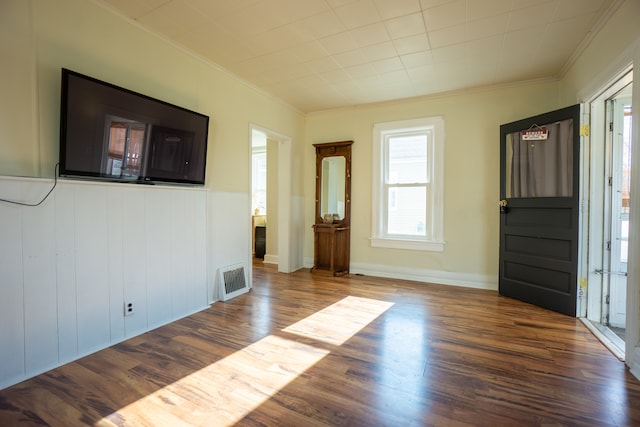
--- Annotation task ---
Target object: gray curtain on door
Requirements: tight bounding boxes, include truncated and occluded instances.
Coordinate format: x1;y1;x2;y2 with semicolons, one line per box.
509;118;573;198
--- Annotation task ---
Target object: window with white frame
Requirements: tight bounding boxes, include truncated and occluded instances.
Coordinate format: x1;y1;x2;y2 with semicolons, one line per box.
371;117;445;251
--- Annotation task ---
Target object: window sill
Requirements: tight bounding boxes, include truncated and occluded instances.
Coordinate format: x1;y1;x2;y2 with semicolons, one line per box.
370;237;445;252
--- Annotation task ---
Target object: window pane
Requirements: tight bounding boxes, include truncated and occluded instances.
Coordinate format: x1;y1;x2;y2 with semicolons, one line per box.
252;152;267;213
387;134;427;184
386;186;426;236
372;116;444;250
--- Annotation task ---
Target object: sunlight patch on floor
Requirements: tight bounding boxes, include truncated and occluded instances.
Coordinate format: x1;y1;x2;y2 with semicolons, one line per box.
283;296;395;345
98;296;394;426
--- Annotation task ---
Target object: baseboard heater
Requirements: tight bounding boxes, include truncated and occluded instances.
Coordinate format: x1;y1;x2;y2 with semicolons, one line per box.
218;263;250;301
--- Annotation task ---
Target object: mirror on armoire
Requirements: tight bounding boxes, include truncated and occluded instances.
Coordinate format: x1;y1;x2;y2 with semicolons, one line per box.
311;140;352;276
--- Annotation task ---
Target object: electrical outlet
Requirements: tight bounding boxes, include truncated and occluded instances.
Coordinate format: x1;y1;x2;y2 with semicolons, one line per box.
124;301;134;317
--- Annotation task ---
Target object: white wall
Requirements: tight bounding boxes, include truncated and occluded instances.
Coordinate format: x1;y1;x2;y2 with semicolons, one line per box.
0;1;38;176
208;190;252;300
0;178;208;389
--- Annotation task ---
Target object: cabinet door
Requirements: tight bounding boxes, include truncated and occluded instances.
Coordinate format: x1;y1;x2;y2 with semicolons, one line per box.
312;225;349;276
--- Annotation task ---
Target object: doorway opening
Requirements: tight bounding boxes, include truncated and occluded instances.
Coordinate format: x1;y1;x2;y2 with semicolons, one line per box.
584;68;633;359
249;124;293;274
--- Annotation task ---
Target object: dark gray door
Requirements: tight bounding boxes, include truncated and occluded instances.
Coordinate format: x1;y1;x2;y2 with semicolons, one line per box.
499;105;580;316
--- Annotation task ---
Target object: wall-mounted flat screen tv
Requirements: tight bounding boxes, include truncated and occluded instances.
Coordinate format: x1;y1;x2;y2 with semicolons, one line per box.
59;68;209;185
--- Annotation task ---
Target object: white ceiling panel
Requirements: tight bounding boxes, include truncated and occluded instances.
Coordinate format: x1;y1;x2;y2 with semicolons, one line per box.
373;0;422;19
305;56;342;74
270;0;331;23
467;0;511;20
349;22;391;47
98;0;621;112
401;50;434;68
507;2;557;32
466;13;509;40
393;33;432;55
384;12;426;39
333;49;369;68
428;24;466;49
361;41;399;61
372;56;406;73
319;31;360;55
431;44;466;63
422;0;466;31
289;10;346;39
334;0;382;29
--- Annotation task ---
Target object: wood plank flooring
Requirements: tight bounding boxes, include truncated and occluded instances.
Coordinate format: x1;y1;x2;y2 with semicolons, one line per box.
1;261;640;426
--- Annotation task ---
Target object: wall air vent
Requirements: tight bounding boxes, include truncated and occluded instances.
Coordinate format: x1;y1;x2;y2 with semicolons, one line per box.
218;263;250;301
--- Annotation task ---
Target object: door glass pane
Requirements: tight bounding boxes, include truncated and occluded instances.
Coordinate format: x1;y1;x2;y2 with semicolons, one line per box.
619;103;632;265
506;118;573;198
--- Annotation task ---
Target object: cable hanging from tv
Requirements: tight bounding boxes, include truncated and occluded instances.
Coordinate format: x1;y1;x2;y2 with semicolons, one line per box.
0;163;59;207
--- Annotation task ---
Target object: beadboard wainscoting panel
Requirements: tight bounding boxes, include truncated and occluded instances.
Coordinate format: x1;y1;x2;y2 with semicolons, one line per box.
188;190;208;311
107;186;126;343
74;184;112;355
169;190;189;318
0;177;210;390
21;183;58;375
121;187;149;338
146;189;174;330
0;181;26;386
54;183;79;363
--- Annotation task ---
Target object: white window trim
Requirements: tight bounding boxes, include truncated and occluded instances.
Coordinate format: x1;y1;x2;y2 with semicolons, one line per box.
371;116;445;252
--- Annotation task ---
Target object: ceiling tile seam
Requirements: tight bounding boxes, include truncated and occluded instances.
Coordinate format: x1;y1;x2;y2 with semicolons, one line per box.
419;5;433;52
494;0;513;71
136;0;175;21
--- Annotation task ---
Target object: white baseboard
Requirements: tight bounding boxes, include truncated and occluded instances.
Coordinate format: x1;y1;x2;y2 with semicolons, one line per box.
629;362;640;382
303;258;497;290
263;254;278;265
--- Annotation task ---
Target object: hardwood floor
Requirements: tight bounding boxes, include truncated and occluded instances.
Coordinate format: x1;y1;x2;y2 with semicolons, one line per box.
1;261;640;426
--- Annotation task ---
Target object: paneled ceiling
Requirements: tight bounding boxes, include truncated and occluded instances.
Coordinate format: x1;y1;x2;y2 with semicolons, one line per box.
98;0;619;112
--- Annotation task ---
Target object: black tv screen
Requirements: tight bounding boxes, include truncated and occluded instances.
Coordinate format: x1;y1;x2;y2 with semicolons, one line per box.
59;68;209;185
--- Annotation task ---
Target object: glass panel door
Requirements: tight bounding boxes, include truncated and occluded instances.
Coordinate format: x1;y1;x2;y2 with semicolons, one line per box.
605;90;632;331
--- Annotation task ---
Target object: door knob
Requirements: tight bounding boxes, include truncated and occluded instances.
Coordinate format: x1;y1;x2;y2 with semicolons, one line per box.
499;199;508;213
